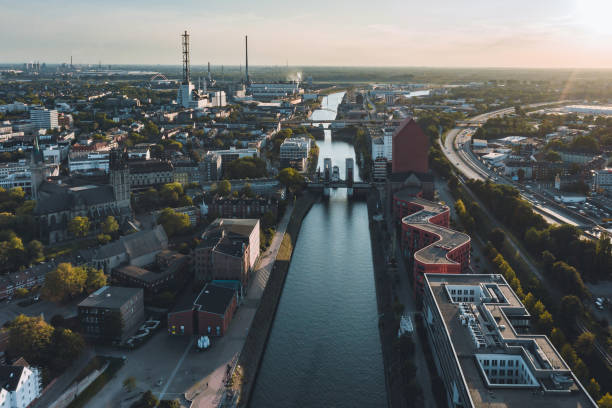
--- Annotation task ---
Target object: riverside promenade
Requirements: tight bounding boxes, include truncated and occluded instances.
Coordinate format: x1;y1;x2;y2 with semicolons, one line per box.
188;202;295;407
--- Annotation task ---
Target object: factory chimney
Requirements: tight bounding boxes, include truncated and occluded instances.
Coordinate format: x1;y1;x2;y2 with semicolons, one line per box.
245;35;250;85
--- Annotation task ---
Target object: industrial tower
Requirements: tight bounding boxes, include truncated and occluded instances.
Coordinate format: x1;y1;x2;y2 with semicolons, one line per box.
182;30;190;85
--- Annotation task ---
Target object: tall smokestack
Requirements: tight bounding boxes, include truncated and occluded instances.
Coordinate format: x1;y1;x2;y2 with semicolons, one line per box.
181;30;190;85
245;35;250;85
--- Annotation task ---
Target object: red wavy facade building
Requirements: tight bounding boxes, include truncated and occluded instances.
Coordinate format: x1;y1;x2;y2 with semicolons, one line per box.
393;192;471;292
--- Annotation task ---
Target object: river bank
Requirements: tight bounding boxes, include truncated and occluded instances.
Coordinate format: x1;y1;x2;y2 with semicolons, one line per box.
235;192;316;407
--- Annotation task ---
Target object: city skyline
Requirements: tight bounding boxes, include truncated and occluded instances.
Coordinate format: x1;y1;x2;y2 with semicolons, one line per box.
2;0;612;68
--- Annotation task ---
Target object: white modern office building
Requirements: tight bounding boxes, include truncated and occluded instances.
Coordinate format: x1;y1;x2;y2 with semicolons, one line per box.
30;108;59;130
422;274;597;408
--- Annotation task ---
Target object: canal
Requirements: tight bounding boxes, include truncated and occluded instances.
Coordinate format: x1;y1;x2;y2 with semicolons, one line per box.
250;92;387;407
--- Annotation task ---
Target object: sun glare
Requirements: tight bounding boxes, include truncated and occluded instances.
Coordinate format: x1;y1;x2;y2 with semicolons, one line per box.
576;0;612;36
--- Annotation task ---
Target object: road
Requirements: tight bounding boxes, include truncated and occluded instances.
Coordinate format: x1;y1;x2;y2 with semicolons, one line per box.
443;103;599;230
86;205;294;408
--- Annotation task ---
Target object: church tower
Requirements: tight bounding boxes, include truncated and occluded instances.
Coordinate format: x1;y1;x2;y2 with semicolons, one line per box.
29;134;45;201
109;149;130;206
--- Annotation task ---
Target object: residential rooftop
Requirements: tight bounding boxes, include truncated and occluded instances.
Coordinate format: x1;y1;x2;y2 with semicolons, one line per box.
424;274;596;408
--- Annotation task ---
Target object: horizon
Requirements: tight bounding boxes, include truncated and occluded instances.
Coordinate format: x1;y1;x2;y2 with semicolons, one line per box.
2;0;612;69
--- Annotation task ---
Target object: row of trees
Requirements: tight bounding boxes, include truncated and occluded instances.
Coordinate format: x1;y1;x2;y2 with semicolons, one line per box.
468;179;612;283
41;262;107;303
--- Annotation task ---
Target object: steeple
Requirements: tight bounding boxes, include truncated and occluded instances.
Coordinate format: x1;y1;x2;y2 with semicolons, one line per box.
29;134;45;200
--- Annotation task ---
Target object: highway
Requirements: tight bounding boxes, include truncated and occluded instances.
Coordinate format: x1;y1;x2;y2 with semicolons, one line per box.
442;103;597;229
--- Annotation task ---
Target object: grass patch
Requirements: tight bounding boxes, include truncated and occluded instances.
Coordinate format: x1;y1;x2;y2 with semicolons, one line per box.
67;357;124;408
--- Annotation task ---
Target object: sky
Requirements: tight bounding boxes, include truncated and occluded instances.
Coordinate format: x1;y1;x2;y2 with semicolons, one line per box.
2;0;612;68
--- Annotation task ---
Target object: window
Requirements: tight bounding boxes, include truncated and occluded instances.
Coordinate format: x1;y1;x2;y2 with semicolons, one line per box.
500;360;505;367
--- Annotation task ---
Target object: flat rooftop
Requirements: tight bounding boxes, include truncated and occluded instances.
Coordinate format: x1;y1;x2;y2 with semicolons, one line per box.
410;223;471;264
78;286;142;309
424;274;596;408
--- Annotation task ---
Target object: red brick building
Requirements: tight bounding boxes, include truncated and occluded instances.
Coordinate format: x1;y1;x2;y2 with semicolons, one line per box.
397;195;470;292
168;283;237;337
392;118;429;174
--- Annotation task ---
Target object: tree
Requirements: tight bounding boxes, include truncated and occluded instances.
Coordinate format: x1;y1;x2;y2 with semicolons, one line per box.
599;393;612;408
532;300;546;316
131;390;158;408
14;288;28;298
7;315;53;364
537;311;554;334
42;263;87;302
48;328;85;372
240;183;255;198
586;378;601;400
68;216;90;237
216;180;231;196
544;151;562;162
123;376;137;392
101;216;119;235
278;167;305;194
550;328;567;349
160;183;184;206
560;295;582;322
574;331;596;357
26;240;44;264
97;234;112;244
489;228;505;249
157;208;190;237
523;292;536;310
85;266;107;294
